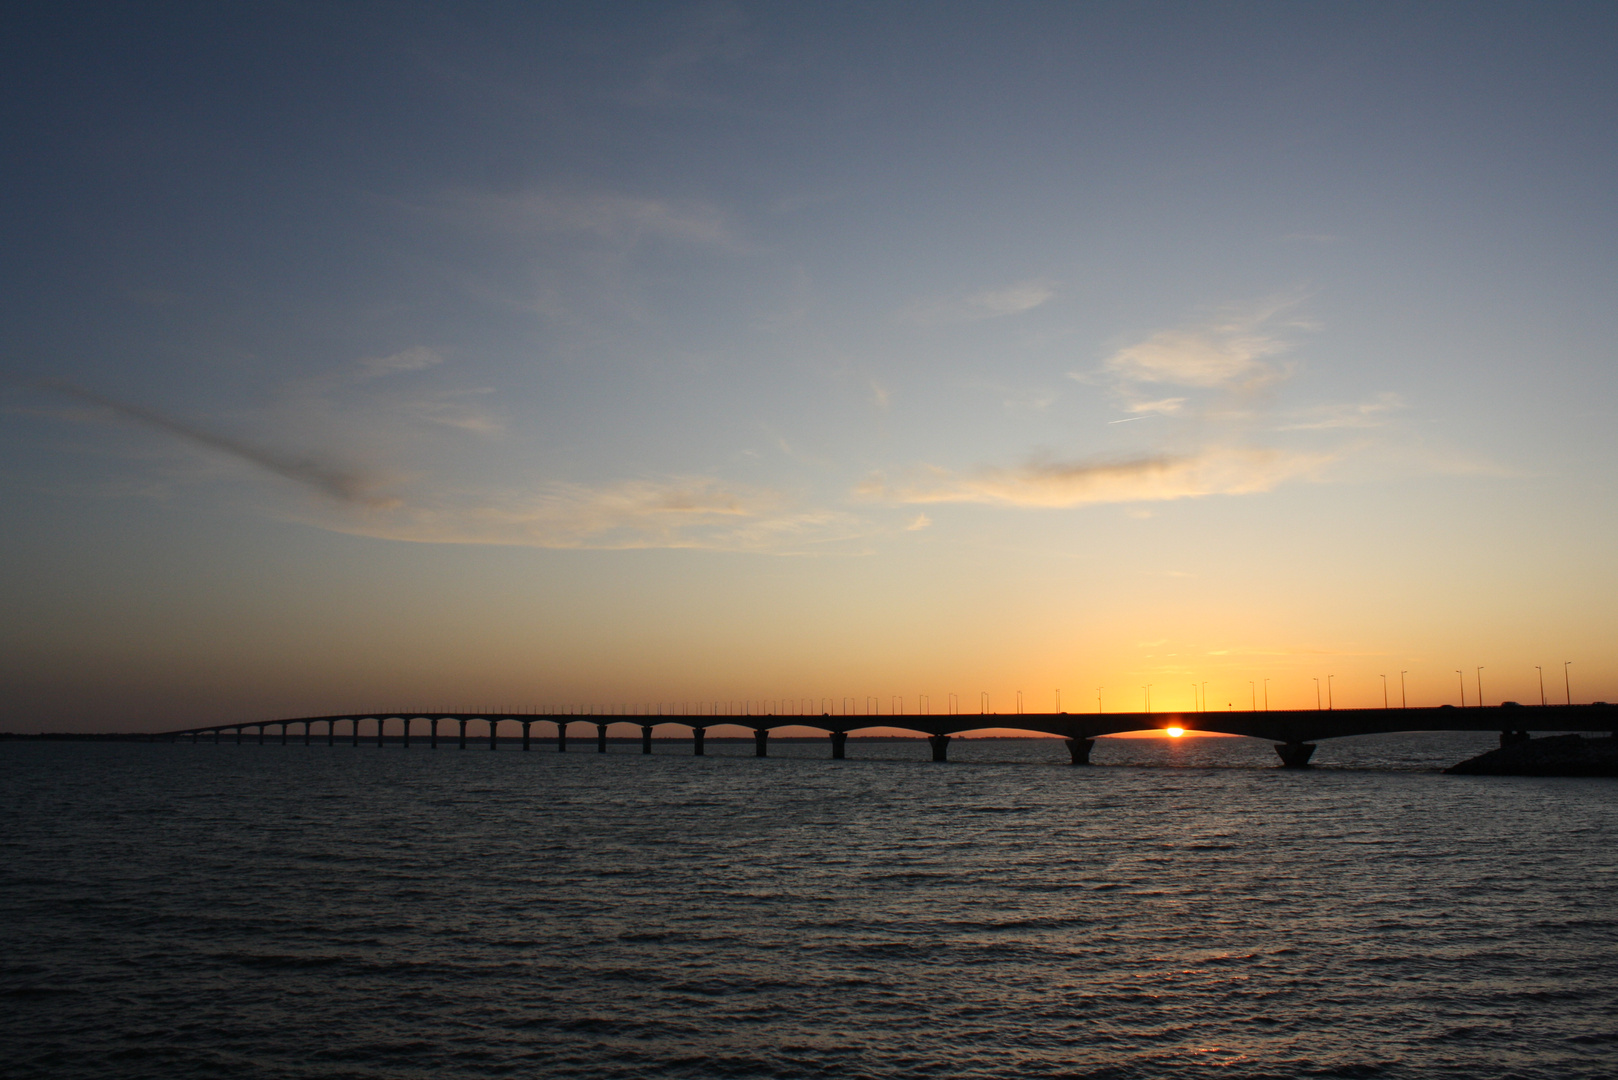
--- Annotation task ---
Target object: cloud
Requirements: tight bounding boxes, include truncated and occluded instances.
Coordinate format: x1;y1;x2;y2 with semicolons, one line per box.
36;381;396;507
903;278;1056;325
358;346;442;379
450;189;735;249
905;513;932;531
861;446;1337;509
315;477;866;554
1278;392;1406;430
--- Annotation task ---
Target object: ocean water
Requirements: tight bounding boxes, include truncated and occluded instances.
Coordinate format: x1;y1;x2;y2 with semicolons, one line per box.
3;735;1616;1079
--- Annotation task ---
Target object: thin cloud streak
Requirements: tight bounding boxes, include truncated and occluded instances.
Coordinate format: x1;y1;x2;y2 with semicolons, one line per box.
863;446;1338;509
36;380;396;508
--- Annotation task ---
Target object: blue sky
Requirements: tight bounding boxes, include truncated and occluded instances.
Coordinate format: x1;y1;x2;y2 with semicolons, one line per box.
3;2;1616;729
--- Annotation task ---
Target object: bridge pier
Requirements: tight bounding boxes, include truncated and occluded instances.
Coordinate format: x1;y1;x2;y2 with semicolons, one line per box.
377;717;386;748
557;721;567;752
457;718;468;749
489;719;499;750
521;721;532;751
236;726;243;745
641;724;654;754
429;718;438;748
190;730;199;744
831;731;847;759
351;718;361;747
1065;737;1095;765
258;724;266;745
327;720;335;746
1274;741;1316;768
1500;729;1530;748
928;734;950;762
303;721;311;746
280;722;288;746
597;723;608;753
754;728;768;757
693;726;706;756
401;718;410;749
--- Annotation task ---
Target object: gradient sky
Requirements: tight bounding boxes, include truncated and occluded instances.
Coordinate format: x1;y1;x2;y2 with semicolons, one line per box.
4;2;1617;733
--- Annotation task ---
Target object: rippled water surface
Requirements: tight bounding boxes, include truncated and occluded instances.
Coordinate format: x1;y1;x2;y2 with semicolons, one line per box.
5;736;1617;1079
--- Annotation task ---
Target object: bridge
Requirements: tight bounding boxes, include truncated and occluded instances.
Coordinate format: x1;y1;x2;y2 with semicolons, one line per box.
163;704;1617;767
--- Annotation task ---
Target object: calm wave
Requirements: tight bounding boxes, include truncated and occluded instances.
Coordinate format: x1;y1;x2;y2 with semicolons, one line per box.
4;736;1617;1079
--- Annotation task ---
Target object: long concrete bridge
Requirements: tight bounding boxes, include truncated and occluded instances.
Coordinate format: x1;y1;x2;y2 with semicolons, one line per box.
162;704;1617;767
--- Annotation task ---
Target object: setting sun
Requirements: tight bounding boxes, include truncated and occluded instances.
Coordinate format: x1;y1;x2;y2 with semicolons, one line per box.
1166;727;1185;738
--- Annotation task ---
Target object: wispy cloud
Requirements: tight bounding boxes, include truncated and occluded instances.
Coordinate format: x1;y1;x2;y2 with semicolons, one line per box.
36;381;397;508
902;278;1056;325
358;346;442;379
315;477;867;554
448;189;736;249
1092;297;1303;399
860;446;1338;509
1278;392;1406;430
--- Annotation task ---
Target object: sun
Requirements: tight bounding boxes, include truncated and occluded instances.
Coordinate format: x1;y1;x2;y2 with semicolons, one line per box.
1165;726;1185;738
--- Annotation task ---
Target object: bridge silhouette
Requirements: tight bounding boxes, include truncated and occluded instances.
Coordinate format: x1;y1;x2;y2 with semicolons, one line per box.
164;704;1617;767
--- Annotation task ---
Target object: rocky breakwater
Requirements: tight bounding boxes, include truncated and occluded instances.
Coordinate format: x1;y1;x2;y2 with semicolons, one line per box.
1446;733;1618;777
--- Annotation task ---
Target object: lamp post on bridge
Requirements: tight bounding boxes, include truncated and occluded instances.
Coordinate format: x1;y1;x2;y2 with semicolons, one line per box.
1565;661;1573;706
1401;671;1408;708
1250;682;1255;711
1381;674;1388;709
1536;665;1546;706
1096;687;1103;713
1313;678;1320;711
1476;666;1484;708
1456;670;1465;708
1327;675;1335;710
1263;678;1269;711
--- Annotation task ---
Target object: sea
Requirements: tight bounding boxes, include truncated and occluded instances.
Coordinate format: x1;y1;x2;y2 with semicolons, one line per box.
3;733;1616;1079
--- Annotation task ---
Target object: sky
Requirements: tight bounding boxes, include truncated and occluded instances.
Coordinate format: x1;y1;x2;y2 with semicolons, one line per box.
3;1;1617;734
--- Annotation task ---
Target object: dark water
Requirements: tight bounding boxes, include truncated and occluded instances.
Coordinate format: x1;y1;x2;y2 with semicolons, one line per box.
4;735;1617;1079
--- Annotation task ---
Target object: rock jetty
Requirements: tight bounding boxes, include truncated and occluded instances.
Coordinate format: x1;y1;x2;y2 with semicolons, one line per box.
1445;733;1618;777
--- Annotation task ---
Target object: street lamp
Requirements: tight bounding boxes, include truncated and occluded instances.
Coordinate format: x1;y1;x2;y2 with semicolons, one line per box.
1475;666;1484;708
1327;675;1335;710
1201;681;1208;713
1263;678;1270;711
1096;687;1103;714
1401;670;1408;709
1456;670;1465;708
1535;665;1545;707
1381;674;1388;709
1313;678;1321;710
1249;681;1256;711
1564;661;1573;706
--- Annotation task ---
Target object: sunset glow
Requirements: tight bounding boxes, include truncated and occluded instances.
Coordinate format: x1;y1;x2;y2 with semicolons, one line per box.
1166;727;1186;738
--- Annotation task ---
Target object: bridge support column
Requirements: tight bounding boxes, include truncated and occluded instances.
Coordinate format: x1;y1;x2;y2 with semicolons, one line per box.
1274;741;1316;768
693;726;706;756
830;731;847;759
556;721;567;752
280;723;288;746
928;734;951;762
190;730;199;744
489;719;499;750
1065;738;1095;765
401;718;410;749
429;718;438;748
237;727;243;745
377;718;386;748
457;719;468;749
641;724;654;754
213;729;220;744
1500;729;1530;748
258;724;266;745
597;723;608;753
521;721;532;751
303;722;311;746
327;720;335;746
754;728;769;757
352;718;361;746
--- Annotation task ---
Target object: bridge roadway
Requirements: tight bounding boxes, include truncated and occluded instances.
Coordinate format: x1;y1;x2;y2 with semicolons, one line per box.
164;703;1617;768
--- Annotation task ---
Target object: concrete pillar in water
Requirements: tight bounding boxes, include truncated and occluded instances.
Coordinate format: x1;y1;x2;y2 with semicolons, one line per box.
1065;737;1095;765
692;726;706;756
191;730;199;744
303;721;311;746
521;721;532;751
258;724;266;745
831;731;847;759
928;734;950;762
236;726;244;745
457;718;468;749
430;718;438;749
377;717;386;749
1499;729;1530;748
597;723;608;753
556;720;568;752
326;720;335;746
401;717;410;749
213;729;220;744
280;723;288;746
754;728;769;757
488;718;499;750
641;724;654;754
351;718;361;746
1274;741;1316;768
